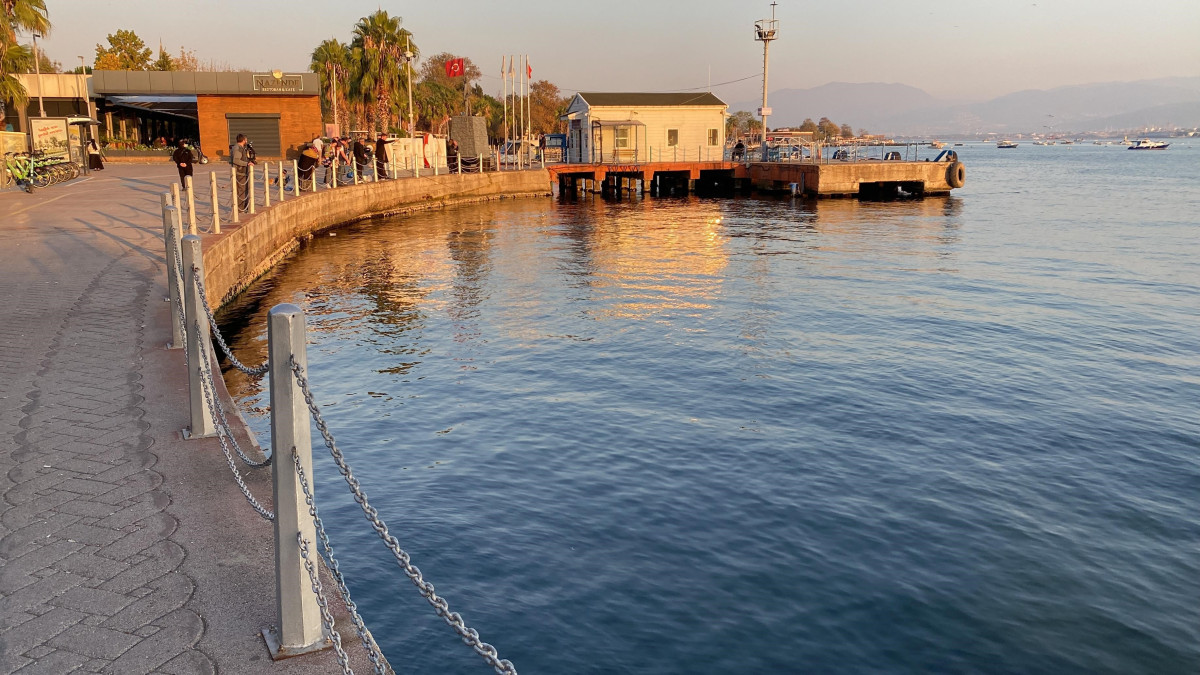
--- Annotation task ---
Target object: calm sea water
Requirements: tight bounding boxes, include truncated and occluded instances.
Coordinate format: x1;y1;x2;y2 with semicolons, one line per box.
219;143;1200;674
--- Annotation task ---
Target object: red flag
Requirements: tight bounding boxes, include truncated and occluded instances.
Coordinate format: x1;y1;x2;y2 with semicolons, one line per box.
527;60;532;79
445;58;465;77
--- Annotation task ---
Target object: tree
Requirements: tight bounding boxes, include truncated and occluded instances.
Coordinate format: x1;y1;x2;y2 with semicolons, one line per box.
0;41;32;127
350;10;415;133
798;118;818;133
151;43;173;71
1;0;50;49
30;44;57;72
174;47;198;71
726;110;762;139
817;116;840;141
839;123;854;138
857;128;868;138
1;0;50;127
311;38;350;130
413;79;457;133
528;79;567;134
94;29;151;70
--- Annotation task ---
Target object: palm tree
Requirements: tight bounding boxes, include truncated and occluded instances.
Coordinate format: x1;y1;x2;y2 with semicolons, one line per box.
350;10;416;133
1;0;50;48
310;38;349;131
0;40;31;127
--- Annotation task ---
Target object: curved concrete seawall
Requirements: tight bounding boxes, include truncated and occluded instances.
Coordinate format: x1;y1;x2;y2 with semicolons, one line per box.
202;170;552;307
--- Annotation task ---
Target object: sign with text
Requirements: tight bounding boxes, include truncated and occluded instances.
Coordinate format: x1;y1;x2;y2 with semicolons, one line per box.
29;118;69;158
757;107;772;116
253;73;305;93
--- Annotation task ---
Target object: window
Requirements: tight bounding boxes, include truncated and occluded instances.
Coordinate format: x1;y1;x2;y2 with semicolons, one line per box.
667;129;679;147
708;128;719;146
614;125;630;149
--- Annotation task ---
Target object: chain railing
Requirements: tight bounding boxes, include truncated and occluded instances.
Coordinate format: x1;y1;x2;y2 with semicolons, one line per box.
163;184;519;674
293;448;388;675
290;357;518;675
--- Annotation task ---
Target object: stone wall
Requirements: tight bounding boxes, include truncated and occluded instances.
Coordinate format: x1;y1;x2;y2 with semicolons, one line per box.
201;170;552;309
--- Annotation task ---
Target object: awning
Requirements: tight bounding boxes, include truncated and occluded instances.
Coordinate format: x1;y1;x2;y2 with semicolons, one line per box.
104;95;198;120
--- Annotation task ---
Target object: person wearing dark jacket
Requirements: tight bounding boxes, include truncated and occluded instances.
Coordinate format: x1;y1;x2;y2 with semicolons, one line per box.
374;133;394;180
230;134;253;211
350;135;369;177
172;140;194;185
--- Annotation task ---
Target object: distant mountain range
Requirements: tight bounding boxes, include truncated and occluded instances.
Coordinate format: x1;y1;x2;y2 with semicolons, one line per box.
731;77;1200;135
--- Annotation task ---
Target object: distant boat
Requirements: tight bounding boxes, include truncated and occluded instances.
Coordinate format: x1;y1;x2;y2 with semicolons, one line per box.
1033;140;1049;145
997;140;1018;148
929;141;945;149
1128;139;1169;150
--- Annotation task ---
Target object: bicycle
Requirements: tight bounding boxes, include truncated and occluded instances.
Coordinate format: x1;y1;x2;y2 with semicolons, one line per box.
3;152;35;193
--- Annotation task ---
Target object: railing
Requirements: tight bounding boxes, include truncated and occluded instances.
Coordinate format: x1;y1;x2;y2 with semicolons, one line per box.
159;199;518;675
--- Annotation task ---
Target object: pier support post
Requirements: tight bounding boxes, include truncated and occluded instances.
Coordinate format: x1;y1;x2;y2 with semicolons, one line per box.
263;304;328;659
180;234;216;439
160;195;184;350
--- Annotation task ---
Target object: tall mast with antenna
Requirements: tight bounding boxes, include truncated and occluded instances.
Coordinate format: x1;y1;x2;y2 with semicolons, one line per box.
755;2;778;161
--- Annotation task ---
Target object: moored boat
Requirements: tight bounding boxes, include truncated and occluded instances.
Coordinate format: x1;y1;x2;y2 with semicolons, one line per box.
1127;139;1169;150
997;140;1018;148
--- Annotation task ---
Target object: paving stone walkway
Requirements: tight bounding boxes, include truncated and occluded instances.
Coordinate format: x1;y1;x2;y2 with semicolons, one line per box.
0;166;371;674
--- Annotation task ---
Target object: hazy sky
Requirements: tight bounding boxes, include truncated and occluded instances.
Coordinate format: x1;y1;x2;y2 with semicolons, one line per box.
36;0;1200;104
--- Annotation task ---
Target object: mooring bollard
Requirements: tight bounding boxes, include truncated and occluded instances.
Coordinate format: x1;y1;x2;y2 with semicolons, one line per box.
160;194;184;350
230;166;240;223
292;160;300;197
180;234;217;439
185;176;198;235
263;303;326;658
209;172;221;234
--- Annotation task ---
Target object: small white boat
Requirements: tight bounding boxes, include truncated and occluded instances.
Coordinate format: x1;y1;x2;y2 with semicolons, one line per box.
997;140;1018;148
1128;139;1169;150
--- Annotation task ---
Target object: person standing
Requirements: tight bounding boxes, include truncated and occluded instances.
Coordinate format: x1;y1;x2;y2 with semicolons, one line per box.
352;135;369;179
172;139;193;186
231;134;254;212
87;138;104;171
374;132;394;180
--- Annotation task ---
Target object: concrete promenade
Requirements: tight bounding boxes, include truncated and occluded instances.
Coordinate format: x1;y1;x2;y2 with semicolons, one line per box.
0;164;377;674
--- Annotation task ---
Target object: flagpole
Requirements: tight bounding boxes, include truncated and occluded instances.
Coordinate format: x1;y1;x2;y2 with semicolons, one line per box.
501;56;508;154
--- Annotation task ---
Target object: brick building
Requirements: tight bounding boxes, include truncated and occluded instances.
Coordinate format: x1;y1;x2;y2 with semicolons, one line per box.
87;70;321;160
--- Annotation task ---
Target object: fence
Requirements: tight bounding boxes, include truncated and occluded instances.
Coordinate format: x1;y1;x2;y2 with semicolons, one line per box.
159;196;518;675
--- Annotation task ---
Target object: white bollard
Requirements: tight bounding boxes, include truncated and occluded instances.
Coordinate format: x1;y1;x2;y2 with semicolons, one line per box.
231;166;240;223
263;164;271;207
331;157;338;189
265;303;325;657
209;171;221;234
279;161;285;201
185;176;198;235
352;160;359;185
292;160;300;197
160;194;184;350
180;233;216;439
249;168;256;214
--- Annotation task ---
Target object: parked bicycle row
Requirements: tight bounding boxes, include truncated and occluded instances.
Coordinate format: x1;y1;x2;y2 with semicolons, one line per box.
3;150;84;193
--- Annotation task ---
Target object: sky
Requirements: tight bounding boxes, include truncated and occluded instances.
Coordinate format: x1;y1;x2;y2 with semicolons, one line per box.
34;0;1200;104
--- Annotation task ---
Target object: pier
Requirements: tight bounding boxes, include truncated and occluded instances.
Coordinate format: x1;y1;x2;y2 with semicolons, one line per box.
547;158;965;198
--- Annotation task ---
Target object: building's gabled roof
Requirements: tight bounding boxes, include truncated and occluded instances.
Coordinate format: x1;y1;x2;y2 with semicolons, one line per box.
576;92;727;108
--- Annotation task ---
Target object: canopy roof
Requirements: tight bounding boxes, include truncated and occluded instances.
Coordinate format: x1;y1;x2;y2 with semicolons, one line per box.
577;92;726;107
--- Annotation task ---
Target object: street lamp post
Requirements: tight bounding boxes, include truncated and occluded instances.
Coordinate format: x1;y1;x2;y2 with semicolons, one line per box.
404;36;415;139
32;33;46;117
754;3;778;162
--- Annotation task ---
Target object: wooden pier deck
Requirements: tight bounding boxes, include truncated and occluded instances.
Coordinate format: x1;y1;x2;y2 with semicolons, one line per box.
546;159;964;197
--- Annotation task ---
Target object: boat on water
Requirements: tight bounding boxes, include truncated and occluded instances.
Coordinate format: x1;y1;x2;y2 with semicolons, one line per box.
1128;139;1169;150
997;140;1018;148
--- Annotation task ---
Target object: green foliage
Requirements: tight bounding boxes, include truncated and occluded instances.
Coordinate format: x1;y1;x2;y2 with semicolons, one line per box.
840;123;854;138
94;29;152;70
1;0;50;49
726;110;762;138
152;45;173;71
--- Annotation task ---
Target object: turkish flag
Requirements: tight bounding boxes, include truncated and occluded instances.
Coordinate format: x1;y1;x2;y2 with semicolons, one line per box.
445;58;465;77
527;61;532;79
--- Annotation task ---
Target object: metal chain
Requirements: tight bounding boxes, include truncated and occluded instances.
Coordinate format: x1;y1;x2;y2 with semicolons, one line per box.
298;533;353;675
192;265;270;376
292;449;388;675
184;271;270;468
194;323;275;520
289;357;518;675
